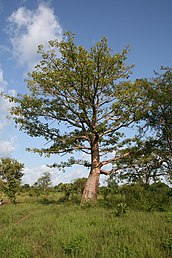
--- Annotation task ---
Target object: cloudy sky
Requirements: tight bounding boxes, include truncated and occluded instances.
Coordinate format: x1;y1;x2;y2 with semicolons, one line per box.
0;0;172;185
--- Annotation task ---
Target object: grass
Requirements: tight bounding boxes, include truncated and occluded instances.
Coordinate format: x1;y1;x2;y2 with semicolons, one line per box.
0;194;172;258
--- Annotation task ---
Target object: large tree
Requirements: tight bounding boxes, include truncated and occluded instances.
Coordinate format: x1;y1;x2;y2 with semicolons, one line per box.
7;33;144;203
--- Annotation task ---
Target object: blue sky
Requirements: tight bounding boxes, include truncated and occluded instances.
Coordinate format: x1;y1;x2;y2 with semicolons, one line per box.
0;0;172;185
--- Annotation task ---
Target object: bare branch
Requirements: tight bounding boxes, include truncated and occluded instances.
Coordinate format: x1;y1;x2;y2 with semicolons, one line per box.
99;120;134;137
100;152;131;167
100;169;113;175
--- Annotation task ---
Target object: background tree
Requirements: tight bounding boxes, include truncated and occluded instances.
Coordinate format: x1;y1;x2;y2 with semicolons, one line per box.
56;178;87;203
72;177;87;195
112;67;172;185
6;33;145;203
21;183;30;191
114;146;169;185
0;158;24;203
33;171;52;195
142;67;172;173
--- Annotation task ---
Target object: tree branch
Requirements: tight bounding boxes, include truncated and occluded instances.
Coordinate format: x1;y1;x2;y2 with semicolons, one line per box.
100;169;113;175
100;152;130;167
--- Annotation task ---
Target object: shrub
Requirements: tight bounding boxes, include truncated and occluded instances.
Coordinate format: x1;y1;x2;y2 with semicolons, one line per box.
104;182;172;211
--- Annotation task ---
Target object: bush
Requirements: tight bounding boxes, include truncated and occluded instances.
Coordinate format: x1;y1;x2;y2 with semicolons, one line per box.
144;182;172;211
120;184;145;210
100;182;172;212
122;182;172;211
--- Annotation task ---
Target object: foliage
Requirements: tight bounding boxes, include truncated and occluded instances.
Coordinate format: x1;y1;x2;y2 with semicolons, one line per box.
112;202;128;217
109;67;172;186
143;67;172;158
32;172;52;196
136;67;172;183
0;158;24;203
99;186;111;201
72;177;87;194
57;178;87;203
103;182;172;212
59;182;77;202
99;174;119;206
145;67;172;182
144;182;172;211
98;178;172;212
114;142;169;185
20;184;30;192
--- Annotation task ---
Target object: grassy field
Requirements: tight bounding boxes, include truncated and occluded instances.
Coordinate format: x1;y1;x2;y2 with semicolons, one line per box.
0;195;172;258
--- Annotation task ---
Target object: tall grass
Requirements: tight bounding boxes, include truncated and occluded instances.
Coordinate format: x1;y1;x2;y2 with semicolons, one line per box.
0;195;172;257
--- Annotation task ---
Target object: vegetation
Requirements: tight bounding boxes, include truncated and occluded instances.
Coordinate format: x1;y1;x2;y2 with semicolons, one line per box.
1;33;172;256
0;158;24;204
0;192;172;258
141;67;172;181
143;67;172;158
0;169;172;257
32;172;52;196
102;68;172;187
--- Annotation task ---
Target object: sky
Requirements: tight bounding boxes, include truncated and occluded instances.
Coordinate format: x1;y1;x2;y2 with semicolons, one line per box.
0;0;172;185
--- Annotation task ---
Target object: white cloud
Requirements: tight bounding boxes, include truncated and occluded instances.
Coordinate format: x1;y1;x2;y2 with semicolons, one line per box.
0;66;16;132
7;3;63;70
0;67;11;131
22;164;89;186
21;163;109;186
0;137;16;157
22;165;58;185
0;66;8;91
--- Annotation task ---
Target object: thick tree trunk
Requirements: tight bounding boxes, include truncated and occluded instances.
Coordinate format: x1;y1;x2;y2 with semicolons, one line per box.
81;135;100;204
81;167;100;204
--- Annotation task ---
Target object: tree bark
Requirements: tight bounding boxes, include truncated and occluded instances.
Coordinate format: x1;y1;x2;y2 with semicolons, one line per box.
81;134;100;204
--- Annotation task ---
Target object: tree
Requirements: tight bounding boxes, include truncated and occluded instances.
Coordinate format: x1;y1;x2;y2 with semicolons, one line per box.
21;183;30;190
56;178;87;203
113;67;172;185
142;67;172;171
114;143;170;185
6;33;145;203
34;172;52;195
0;158;24;203
73;177;87;195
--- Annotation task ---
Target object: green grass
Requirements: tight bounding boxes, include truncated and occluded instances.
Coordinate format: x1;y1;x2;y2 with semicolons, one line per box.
0;195;172;258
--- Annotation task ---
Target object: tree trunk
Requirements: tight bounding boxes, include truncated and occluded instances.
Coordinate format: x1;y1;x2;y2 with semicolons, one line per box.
81;135;100;204
81;167;100;204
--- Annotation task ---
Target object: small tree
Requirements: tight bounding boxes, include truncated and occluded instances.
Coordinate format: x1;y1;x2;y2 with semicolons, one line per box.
58;179;87;202
35;171;52;195
73;178;87;195
0;158;24;203
6;33;146;203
